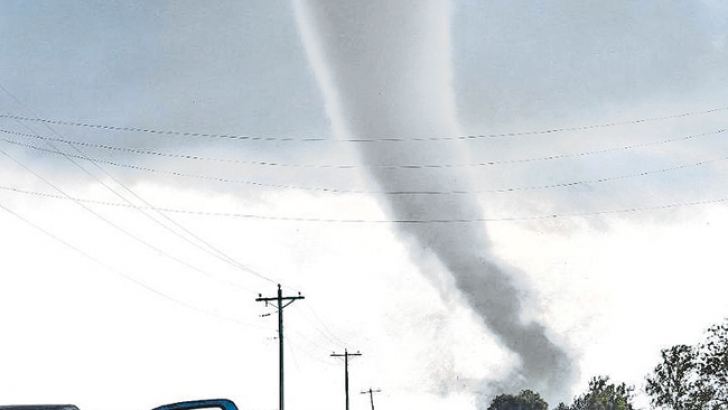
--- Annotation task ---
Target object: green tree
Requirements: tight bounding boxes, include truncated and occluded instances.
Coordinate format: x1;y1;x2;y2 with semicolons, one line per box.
555;402;571;410
698;320;728;410
645;344;711;410
487;389;549;410
570;376;635;410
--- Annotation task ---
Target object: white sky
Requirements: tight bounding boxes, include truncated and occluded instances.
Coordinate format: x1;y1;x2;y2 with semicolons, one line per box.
1;1;728;410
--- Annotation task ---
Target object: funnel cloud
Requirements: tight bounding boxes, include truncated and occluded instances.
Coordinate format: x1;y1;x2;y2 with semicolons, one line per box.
294;0;575;404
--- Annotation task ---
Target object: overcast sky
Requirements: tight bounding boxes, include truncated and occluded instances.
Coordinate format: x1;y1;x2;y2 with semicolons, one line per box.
1;1;728;410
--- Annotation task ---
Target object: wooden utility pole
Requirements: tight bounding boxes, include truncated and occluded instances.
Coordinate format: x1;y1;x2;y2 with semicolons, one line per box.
331;349;362;410
256;284;304;410
360;388;382;410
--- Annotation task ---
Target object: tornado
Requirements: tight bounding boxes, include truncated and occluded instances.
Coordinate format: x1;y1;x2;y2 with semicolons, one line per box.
293;0;574;403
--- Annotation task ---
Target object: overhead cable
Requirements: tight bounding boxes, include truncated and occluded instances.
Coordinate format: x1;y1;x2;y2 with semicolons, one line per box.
3;136;726;195
0;145;254;292
0;199;269;330
2;182;727;224
1;127;725;169
1;104;726;143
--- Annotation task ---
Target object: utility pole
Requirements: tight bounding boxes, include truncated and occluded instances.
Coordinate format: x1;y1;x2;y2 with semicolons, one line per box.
256;284;304;410
360;388;382;410
330;349;362;410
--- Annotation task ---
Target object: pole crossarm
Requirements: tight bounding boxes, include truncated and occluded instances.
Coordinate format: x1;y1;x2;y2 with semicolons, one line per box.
330;351;363;359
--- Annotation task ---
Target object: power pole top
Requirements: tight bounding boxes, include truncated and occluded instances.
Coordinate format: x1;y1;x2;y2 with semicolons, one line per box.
256;283;305;305
360;387;382;410
255;284;305;410
331;349;363;410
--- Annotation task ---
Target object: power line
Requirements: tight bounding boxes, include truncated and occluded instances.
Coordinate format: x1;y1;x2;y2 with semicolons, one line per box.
0;199;269;331
2;181;727;223
70;143;281;288
2;138;357;193
1;126;725;169
1;104;726;142
59;140;281;288
285;334;339;368
4;133;728;196
0;84;285;334
44;138;262;294
297;313;348;350
54;135;278;288
0;83;286;290
302;304;349;348
0;127;355;168
0;81;350;352
284;333;301;372
0;145;253;292
287;325;344;357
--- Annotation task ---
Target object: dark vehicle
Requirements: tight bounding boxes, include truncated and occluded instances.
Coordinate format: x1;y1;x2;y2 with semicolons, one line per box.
0;399;238;410
0;407;79;410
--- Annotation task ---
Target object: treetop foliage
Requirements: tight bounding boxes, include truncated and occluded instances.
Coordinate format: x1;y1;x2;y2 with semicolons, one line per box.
487;377;635;410
486;317;728;410
646;318;728;410
487;390;549;410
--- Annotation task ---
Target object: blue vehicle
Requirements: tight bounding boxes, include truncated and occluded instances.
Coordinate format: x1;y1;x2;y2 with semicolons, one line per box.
153;400;238;410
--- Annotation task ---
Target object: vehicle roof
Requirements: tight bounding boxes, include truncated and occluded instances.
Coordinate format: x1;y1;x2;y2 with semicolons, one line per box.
152;399;237;410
